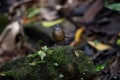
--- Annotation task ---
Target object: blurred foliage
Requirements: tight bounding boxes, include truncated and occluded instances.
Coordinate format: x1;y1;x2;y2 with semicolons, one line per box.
27;7;41;19
105;1;120;11
95;63;107;72
117;38;120;45
105;3;120;11
0;13;9;33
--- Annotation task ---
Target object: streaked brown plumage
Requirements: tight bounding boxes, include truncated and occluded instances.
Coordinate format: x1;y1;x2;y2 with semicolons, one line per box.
52;25;65;42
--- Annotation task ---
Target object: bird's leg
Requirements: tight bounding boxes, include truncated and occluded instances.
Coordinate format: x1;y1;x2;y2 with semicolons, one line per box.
53;42;64;47
65;35;70;38
54;42;57;47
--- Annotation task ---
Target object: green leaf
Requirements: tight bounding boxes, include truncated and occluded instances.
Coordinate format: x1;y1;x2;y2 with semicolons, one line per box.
0;73;5;76
27;7;41;18
41;18;64;27
29;61;45;66
26;54;37;58
95;63;106;72
38;51;46;60
59;74;64;78
80;78;84;80
117;38;120;45
105;3;120;11
29;62;37;66
54;63;59;67
41;46;48;50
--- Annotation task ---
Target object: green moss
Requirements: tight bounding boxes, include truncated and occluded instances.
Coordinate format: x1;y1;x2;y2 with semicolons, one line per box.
0;46;96;80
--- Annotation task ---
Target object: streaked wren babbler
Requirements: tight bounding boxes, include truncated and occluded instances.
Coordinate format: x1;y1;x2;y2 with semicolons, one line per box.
52;25;65;42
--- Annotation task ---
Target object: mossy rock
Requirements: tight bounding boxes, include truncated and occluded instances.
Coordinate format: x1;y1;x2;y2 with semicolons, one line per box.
0;46;96;80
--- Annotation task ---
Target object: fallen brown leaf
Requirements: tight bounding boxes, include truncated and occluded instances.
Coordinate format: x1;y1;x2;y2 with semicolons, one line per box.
70;27;85;46
87;41;112;51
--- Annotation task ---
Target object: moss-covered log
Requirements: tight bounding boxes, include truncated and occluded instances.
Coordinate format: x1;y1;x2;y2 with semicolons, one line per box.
0;46;96;80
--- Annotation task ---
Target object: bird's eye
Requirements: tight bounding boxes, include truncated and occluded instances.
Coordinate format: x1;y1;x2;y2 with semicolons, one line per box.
54;25;60;30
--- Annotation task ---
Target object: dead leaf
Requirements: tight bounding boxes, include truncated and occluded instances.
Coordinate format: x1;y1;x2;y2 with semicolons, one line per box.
87;41;112;51
0;21;24;52
41;5;59;21
70;27;85;46
78;0;104;23
74;51;80;57
109;51;120;79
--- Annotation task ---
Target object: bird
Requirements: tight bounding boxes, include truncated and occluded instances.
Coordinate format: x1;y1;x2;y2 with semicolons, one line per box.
52;25;65;42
